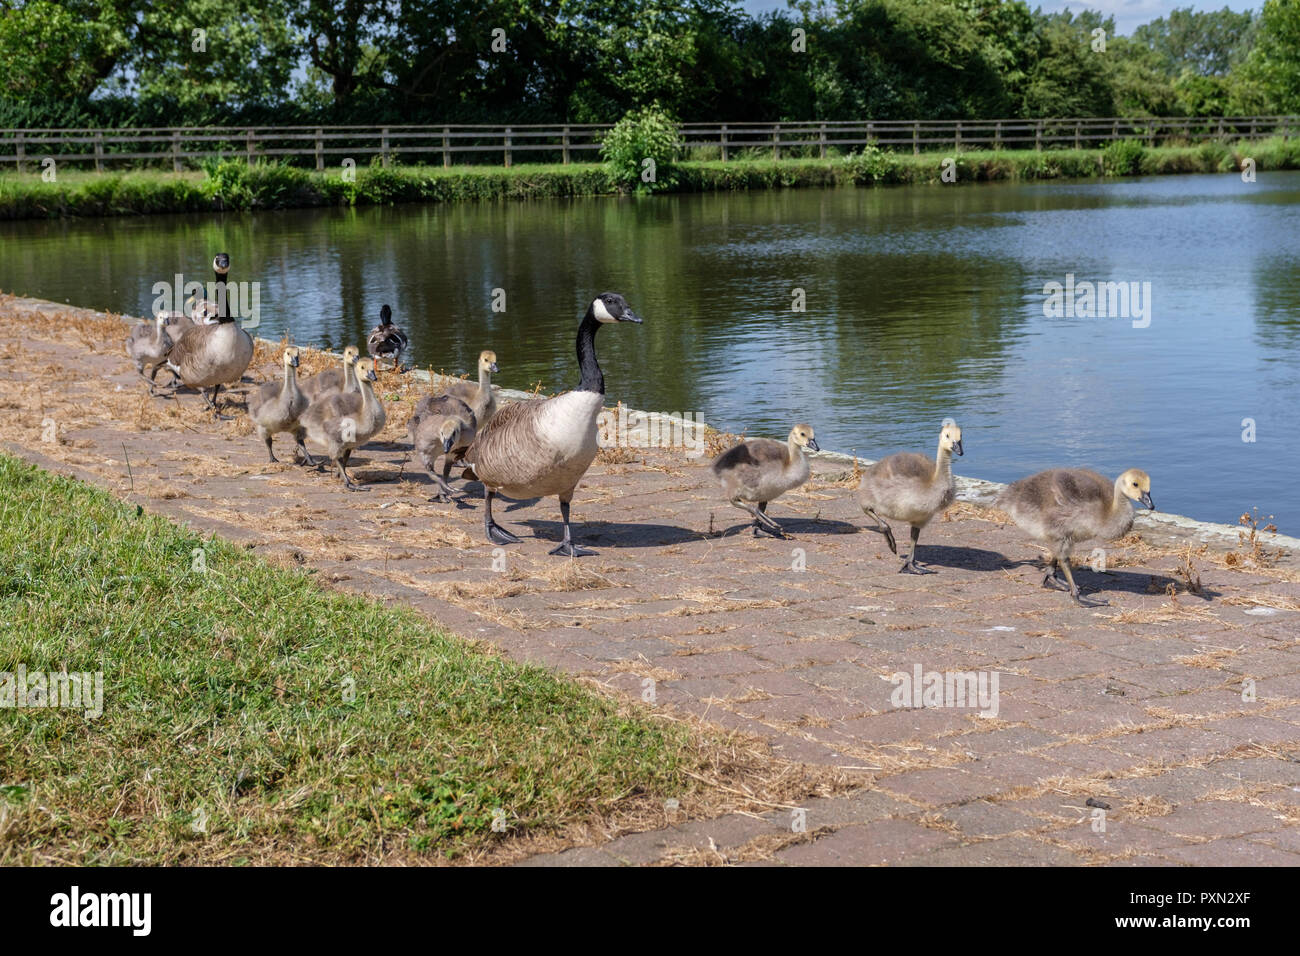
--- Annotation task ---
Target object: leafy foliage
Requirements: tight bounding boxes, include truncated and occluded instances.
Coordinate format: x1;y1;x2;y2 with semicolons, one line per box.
601;106;682;192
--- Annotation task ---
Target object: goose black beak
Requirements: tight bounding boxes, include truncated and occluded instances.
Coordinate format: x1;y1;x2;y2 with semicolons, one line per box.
489;363;499;373
954;439;964;457
618;310;642;324
1141;491;1155;510
442;436;454;454
807;438;821;452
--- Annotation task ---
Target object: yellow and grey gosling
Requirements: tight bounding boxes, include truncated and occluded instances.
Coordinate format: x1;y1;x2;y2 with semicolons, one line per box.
439;350;499;428
858;419;963;574
247;346;314;465
125;313;175;394
299;345;359;403
711;424;819;538
408;394;477;501
997;467;1154;607
300;357;386;490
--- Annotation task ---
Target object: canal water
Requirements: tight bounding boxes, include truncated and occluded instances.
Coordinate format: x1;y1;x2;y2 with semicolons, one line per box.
2;171;1297;530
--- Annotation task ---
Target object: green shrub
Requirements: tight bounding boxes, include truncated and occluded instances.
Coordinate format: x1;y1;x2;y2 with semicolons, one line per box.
600;106;682;193
1102;139;1145;176
841;144;899;185
199;159;253;209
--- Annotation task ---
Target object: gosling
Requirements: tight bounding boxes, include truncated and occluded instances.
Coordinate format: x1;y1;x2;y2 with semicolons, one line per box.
858;419;964;574
125;314;175;393
300;357;386;490
408;394;477;501
300;345;359;403
711;424;819;538
247;346;314;465
998;468;1155;607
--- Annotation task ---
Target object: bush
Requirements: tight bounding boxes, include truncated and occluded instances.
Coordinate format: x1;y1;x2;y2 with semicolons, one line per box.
600;106;682;193
199;159;253;210
841;144;899;185
1102;139;1145;176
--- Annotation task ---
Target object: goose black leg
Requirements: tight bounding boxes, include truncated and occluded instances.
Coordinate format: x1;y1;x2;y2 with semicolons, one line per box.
1039;559;1070;592
264;433;278;463
205;383;234;420
900;524;936;574
549;499;595;557
484;490;520;544
430;457;454;502
294;430;317;467
1059;560;1107;607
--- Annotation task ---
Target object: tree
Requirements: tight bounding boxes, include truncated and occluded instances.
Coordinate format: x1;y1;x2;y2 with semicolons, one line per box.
1239;0;1300;112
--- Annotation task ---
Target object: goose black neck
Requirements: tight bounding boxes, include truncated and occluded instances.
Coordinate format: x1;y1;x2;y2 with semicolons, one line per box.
575;310;604;394
215;269;234;323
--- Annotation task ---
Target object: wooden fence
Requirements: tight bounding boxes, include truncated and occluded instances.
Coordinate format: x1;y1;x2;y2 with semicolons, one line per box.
1;116;1295;172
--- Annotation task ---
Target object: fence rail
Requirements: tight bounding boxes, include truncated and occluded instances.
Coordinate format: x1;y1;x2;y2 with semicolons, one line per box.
1;116;1295;172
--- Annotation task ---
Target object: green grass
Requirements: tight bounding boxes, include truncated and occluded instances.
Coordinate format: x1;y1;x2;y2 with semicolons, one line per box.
2;137;1298;218
0;453;710;864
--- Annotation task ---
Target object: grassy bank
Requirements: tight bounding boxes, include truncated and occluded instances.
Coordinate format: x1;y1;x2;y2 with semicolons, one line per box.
2;137;1298;219
0;454;779;864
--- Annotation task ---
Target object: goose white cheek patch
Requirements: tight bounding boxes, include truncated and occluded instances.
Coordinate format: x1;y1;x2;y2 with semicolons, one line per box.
592;298;616;322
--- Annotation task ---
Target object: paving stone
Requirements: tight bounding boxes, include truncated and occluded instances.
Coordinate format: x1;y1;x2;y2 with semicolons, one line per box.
939;800;1041;838
899;835;1087;866
774;820;954;866
1159;838;1300;866
1140;800;1285;839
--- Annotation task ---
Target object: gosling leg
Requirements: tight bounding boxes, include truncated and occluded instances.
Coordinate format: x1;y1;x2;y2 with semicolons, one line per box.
732;499;784;538
900;524;936;574
1039;558;1070;592
338;449;367;491
484;490;520;545
261;428;278;464
549;499;596;557
1059;559;1108;607
864;507;897;554
294;430;318;467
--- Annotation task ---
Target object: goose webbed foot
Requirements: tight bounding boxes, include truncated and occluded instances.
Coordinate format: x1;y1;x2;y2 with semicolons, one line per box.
1039;561;1071;592
752;521;787;539
550;500;595;557
483;491;520;544
900;559;936;575
1072;591;1110;607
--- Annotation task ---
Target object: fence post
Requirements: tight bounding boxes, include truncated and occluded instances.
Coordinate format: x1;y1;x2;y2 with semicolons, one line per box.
867;121;874;145
94;131;104;172
16;132;25;173
1075;120;1081;149
772;126;779;160
315;128;323;171
245;129;255;167
1249;117;1257;141
995;121;1002;150
504;127;512;167
1112;119;1119;141
819;122;827;159
955;121;962;151
443;127;450;168
1035;120;1043;151
913;122;919;155
721;124;728;162
562;125;570;164
172;130;182;172
382;127;390;168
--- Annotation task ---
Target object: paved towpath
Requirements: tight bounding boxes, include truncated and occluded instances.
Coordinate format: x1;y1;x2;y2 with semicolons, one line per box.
4;295;1300;866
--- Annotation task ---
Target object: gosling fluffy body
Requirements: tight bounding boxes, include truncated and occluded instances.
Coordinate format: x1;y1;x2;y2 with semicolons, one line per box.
247;346;314;464
858;419;963;573
712;424;819;538
998;467;1154;606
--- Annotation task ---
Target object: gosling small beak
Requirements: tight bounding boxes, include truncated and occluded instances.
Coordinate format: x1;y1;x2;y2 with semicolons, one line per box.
807;438;821;452
290;355;299;367
442;436;454;454
619;310;643;324
489;363;499;373
1141;491;1155;510
954;439;964;457
367;370;377;382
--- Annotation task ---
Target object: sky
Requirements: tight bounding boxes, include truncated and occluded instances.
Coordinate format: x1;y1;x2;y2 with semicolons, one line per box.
738;0;1261;36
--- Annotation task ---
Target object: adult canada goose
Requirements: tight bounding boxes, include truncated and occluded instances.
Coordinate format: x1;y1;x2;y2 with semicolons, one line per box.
367;304;409;371
712;424;820;538
125;314;174;394
408;394;476;501
165;253;253;418
300;357;386;490
858;419;964;574
299;345;359;403
464;292;641;556
440;350;499;427
247;346;314;465
998;467;1155;607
